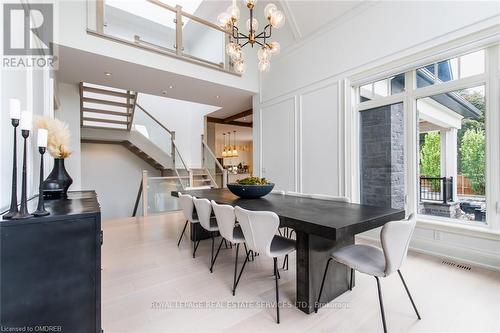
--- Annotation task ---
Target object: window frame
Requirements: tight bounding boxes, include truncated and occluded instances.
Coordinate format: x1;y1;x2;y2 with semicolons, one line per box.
348;42;500;232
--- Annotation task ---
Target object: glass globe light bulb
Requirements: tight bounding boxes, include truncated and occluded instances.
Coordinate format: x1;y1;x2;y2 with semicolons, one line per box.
269;10;285;28
268;41;280;55
264;3;277;19
258;60;270;72
232;48;243;61
227;4;240;20
257;46;270;62
225;42;236;56
246;18;259;32
234;60;246;74
217;12;231;29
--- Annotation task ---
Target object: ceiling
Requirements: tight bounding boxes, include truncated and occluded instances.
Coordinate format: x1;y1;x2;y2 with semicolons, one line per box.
57;1;364;120
192;0;364;51
56;45;253;115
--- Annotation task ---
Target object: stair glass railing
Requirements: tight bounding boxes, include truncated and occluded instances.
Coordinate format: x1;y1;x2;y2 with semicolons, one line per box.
132;103;190;189
86;0;233;73
133;171;184;216
132;104;173;159
201;137;227;188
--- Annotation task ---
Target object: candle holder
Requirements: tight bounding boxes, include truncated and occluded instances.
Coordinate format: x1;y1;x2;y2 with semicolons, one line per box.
3;118;20;220
12;130;32;220
34;147;49;217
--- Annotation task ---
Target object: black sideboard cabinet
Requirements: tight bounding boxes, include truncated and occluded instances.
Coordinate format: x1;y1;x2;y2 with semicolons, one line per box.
0;191;102;333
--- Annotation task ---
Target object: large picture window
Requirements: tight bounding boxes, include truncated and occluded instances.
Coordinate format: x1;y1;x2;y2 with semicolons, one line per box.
354;45;499;228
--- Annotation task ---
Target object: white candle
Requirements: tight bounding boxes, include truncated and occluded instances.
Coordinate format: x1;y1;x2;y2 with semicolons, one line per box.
37;128;48;148
9;99;21;120
19;111;33;131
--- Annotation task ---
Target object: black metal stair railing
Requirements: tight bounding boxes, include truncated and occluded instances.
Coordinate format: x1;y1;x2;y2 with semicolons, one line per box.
419;177;454;204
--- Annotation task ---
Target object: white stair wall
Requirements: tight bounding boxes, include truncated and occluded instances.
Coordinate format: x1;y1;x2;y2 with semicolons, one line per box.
81;127;173;170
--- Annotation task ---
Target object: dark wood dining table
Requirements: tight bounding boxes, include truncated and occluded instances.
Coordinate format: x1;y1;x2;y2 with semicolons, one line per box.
172;189;405;314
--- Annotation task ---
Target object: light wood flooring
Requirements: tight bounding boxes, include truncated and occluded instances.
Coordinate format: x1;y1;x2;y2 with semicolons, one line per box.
101;213;500;333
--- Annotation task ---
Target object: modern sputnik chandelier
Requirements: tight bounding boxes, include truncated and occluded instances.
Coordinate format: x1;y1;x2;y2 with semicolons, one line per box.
217;0;285;74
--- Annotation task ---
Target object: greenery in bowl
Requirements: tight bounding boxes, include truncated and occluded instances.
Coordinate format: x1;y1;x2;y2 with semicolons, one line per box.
235;177;270;185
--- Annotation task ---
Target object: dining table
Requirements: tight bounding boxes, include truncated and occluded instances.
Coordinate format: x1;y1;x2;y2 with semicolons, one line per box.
172;188;405;314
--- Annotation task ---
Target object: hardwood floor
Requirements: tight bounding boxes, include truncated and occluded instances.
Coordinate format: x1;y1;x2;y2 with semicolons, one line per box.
102;213;500;333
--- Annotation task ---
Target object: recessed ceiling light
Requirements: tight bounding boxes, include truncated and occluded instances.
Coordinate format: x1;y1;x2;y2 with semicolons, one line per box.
216;95;220;99
162;90;167;95
105;72;112;76
169;85;173;89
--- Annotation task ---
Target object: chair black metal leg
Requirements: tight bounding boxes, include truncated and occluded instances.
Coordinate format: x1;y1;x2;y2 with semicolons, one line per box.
210;237;224;273
349;268;354;291
278;228;283;236
210;232;215;273
375;277;388;333
232;243;240;296
243;243;250;261
274;257;280;324
281;254;289;270
177;220;188;247
315;257;333;313
398;270;421;320
234;249;251;295
192;224;197;258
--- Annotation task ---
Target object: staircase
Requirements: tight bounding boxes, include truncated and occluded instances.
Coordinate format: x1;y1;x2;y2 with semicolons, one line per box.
79;82;221;189
191;168;215;187
80;83;137;130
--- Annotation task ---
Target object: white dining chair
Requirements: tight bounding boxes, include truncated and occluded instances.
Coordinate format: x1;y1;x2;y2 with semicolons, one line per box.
310;194;351;203
177;193;200;258
315;214;420;333
211;200;251;295
192;197;221;273
235;206;296;324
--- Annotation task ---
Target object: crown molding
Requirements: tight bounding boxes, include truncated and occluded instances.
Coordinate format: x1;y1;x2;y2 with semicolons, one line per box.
279;0;302;41
276;1;378;62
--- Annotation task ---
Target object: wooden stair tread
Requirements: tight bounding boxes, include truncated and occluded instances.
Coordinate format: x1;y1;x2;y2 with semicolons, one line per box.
82;97;133;108
82;86;135;99
82;117;129;125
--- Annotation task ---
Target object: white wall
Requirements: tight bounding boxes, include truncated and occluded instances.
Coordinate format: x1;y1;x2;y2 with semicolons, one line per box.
81;143;159;220
1;68;52;210
55;82;82;190
253;1;500;269
137;93;219;168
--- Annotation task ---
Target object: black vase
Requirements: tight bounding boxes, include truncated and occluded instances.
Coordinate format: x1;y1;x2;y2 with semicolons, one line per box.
42;158;73;199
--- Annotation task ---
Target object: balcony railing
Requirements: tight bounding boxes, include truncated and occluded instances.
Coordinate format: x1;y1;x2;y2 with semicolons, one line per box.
419;177;454;204
86;0;236;74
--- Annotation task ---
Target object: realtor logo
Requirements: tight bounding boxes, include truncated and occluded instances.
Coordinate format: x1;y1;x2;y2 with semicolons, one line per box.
3;3;53;55
3;3;56;69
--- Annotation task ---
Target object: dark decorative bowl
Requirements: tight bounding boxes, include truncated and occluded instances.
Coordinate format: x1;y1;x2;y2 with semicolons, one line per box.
227;183;275;199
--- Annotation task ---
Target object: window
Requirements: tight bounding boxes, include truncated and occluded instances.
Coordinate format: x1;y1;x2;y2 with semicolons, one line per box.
353;46;499;228
416;50;485;88
417;85;486;223
359;73;405;102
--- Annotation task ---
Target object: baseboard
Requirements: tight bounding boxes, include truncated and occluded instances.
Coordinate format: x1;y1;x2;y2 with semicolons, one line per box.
357;233;500;272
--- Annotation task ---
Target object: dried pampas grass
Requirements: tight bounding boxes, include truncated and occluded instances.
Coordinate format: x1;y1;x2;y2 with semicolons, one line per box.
35;116;72;159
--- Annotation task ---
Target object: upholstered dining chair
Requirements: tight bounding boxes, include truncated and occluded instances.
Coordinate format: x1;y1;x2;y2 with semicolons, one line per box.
177;193;200;258
315;214;420;333
192;197;221;273
211;200;251;295
235;206;296;324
